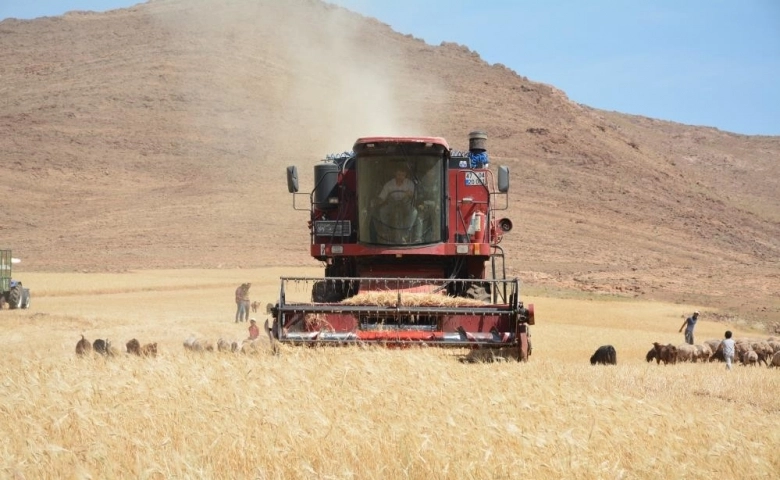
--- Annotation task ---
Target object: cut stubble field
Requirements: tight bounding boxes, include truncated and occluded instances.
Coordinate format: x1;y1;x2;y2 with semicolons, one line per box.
1;267;778;479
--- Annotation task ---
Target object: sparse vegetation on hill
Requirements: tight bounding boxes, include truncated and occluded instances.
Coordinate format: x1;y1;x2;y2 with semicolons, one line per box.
0;0;778;326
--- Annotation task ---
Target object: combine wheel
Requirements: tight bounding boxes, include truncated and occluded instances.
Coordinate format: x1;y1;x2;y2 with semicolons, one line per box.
517;324;530;362
312;281;342;303
465;284;491;303
7;285;23;310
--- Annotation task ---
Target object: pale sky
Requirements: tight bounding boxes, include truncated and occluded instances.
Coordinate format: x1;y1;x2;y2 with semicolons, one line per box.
2;0;778;136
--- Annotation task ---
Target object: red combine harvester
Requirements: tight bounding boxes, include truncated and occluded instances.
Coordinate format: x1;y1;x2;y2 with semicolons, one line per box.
270;131;534;360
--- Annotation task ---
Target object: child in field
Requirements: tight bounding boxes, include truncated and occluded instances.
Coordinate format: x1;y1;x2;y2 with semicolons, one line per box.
722;330;735;370
248;318;260;340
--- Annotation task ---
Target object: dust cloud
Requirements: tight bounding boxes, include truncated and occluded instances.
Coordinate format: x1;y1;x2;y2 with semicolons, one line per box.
146;0;440;159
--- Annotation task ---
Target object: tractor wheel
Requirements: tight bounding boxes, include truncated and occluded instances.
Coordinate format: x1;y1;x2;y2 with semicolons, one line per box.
8;285;23;309
21;289;31;309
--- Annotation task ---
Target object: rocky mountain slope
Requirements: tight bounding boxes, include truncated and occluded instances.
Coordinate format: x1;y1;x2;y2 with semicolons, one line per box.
1;0;778;323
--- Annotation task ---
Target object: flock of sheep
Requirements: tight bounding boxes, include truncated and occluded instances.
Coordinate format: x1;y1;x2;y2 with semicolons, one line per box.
182;336;267;355
74;332;780;367
645;336;780;367
74;334;266;357
75;335;158;358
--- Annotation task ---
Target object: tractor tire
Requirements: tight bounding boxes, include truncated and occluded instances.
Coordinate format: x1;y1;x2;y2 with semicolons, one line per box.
8;285;23;309
21;288;31;309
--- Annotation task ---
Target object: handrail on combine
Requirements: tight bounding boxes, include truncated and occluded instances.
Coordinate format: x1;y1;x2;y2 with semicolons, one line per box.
278;276;521;307
269;276;531;350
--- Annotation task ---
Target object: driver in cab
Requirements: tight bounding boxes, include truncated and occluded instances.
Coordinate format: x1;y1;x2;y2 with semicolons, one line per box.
377;167;415;206
375;167;417;243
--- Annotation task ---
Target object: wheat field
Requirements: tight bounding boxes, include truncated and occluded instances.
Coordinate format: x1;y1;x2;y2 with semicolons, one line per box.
1;267;777;479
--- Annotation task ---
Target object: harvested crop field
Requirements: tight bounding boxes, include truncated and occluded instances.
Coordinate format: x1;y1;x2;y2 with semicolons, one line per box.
1;267;777;479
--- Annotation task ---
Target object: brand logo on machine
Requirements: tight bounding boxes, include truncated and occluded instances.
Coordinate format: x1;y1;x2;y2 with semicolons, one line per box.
458;160;468;168
313;220;352;236
464;171;486;186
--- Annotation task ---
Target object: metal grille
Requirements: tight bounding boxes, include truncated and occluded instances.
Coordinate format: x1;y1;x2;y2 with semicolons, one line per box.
313;220;351;237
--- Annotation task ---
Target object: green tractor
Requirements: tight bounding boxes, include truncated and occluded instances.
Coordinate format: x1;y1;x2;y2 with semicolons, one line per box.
1;250;30;310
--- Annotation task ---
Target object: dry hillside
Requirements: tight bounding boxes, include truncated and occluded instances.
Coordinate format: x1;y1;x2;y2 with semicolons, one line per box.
1;0;779;324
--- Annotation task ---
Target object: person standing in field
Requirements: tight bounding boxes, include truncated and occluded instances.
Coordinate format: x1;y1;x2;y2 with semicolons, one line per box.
235;283;251;323
678;310;700;345
722;330;736;370
242;283;252;322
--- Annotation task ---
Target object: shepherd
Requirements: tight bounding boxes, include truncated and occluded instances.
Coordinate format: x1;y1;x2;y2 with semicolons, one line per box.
678;311;700;345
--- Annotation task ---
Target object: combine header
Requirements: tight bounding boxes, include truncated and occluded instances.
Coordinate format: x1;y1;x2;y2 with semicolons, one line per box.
271;132;534;359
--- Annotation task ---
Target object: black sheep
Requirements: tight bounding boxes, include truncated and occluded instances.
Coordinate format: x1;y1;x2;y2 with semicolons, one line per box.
93;338;109;356
590;345;617;365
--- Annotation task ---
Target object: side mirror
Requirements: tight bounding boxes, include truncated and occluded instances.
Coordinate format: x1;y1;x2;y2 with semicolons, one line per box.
286;166;299;193
498;166;509;193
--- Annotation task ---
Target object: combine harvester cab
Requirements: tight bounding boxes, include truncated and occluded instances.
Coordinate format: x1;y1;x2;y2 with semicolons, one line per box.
272;131;534;360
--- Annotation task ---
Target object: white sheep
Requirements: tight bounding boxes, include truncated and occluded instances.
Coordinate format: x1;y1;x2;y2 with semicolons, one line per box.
770;351;780;368
694;343;712;362
183;336;213;352
676;344;698;363
740;350;759;366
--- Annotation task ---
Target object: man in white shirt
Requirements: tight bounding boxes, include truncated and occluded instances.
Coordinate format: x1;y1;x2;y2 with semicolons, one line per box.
378;168;415;204
376;168;417;243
